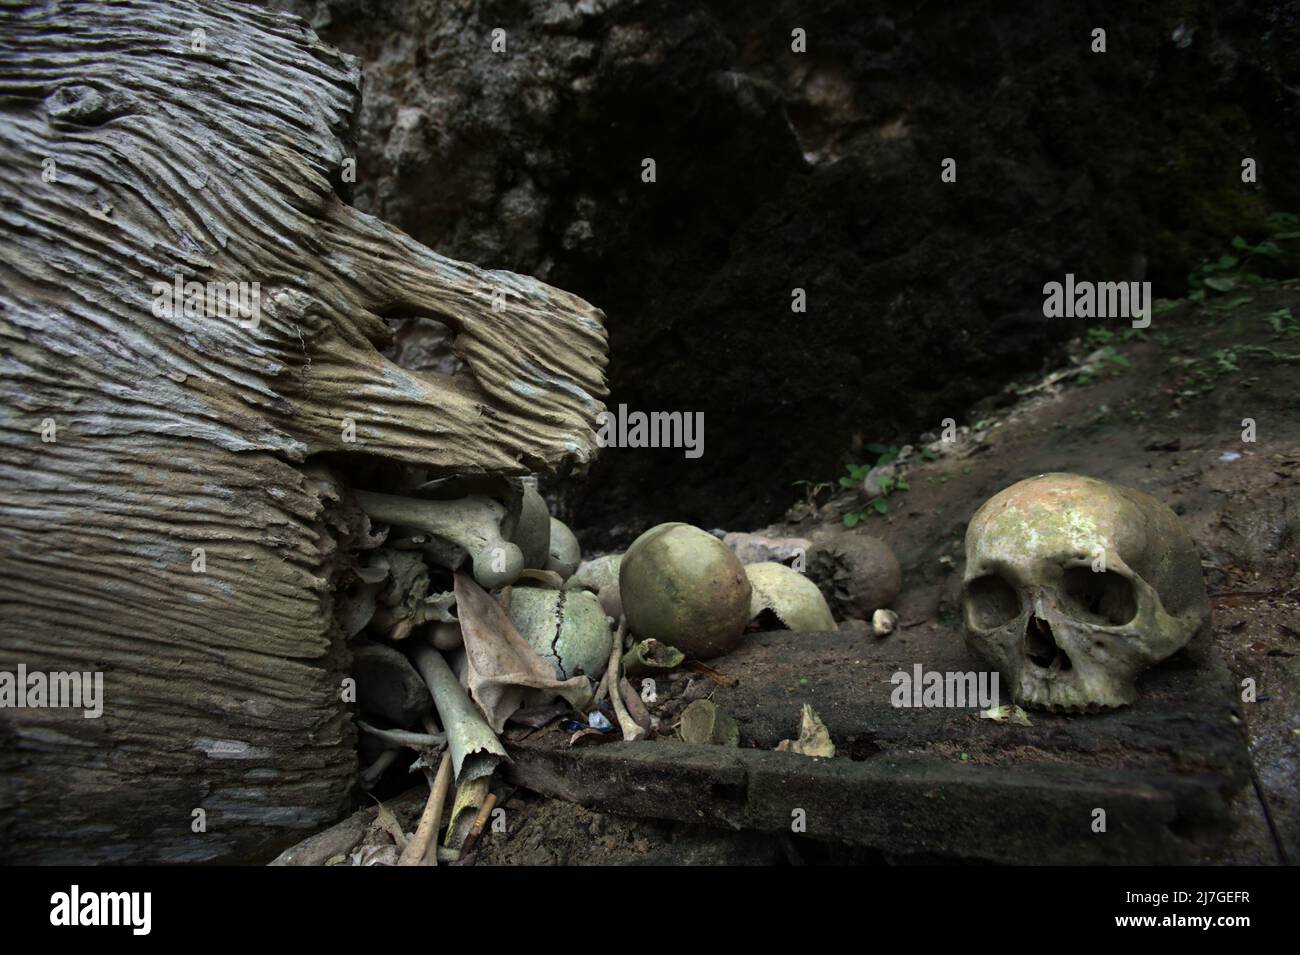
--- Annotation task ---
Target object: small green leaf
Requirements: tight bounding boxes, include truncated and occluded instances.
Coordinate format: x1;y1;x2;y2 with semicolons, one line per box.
1231;235;1250;250
1217;255;1238;269
1203;276;1235;292
838;476;854;488
873;498;888;515
843;512;862;528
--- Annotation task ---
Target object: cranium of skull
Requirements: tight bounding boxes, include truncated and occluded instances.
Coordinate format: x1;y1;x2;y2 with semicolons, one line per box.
962;473;1209;711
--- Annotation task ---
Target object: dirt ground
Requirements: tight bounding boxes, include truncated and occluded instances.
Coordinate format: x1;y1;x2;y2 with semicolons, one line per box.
343;281;1298;866
851;279;1299;864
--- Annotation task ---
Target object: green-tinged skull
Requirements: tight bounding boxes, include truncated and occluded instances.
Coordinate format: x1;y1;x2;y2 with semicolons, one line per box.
507;586;612;680
620;523;751;659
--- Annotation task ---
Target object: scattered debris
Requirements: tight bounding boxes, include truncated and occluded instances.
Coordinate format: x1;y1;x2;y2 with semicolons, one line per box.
776;704;835;758
622;638;685;678
373;799;409;851
871;608;899;637
606;618;646;741
679;699;740;747
979;704;1033;726
399;751;453;865
444;776;492;850
683;660;739;687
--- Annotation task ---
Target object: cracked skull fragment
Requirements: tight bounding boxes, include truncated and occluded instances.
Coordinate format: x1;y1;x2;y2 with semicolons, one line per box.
961;473;1209;711
506;586;612;680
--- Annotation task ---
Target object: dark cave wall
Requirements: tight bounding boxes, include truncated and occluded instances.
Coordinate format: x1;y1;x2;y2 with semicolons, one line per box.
270;0;1300;542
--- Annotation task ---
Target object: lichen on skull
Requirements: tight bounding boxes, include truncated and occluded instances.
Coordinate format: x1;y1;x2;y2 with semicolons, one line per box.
961;473;1209;711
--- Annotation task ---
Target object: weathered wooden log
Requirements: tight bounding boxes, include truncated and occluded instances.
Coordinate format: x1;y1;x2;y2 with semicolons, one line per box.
0;0;606;863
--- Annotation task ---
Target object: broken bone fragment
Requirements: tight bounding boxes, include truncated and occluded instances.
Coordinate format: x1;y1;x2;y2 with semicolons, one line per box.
366;551;457;639
354;490;524;589
806;532;901;620
544;517;582;580
871;608;899;637
621;638;685;678
745;561;836;632
566;552;623;618
619;676;655;734
961;472;1210;712
352;643;431;727
620;523;751;660
505;586;613;680
678;699;740;747
408;642;508;785
776;703;836;758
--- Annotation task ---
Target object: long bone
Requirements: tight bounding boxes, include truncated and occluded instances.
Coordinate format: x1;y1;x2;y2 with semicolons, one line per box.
355;491;524;589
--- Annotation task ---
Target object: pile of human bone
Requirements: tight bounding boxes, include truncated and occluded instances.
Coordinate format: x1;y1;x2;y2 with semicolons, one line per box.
335;470;1208;863
332;468;905;862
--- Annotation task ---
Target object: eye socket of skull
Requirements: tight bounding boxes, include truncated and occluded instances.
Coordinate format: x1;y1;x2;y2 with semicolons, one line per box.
1059;567;1138;627
964;573;1021;630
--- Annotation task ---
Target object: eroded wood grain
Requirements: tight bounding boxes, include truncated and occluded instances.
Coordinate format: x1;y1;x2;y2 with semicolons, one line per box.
0;0;607;862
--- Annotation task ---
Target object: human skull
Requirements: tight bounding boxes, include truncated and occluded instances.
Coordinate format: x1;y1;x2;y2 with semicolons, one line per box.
961;473;1208;711
745;562;836;632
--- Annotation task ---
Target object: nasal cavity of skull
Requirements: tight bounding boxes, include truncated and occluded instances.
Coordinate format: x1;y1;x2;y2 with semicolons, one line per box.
965;574;1020;629
1060;567;1137;626
1025;615;1069;670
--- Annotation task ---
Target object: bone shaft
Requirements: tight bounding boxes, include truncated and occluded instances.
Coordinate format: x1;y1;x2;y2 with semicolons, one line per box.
360;748;399;790
410;642;507;784
399;751;453;866
354;490;443;534
357;721;446;749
